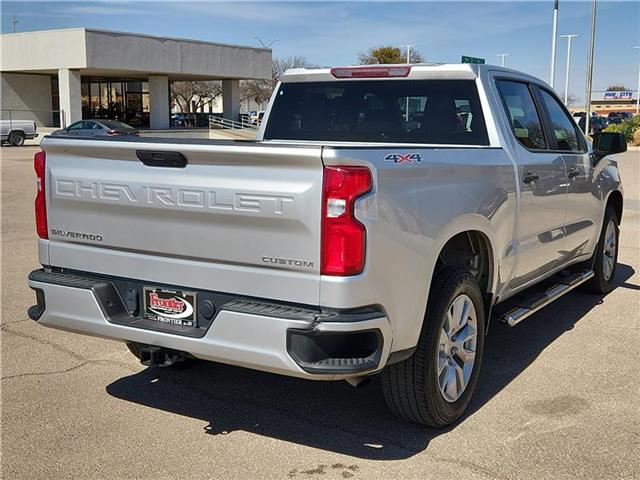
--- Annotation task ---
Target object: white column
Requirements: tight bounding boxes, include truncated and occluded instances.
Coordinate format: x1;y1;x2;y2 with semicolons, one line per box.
58;68;81;128
222;79;240;122
149;75;170;130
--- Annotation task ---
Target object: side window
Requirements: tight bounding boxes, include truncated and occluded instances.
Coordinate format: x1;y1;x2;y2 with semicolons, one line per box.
67;121;84;130
539;89;584;152
496;80;547;150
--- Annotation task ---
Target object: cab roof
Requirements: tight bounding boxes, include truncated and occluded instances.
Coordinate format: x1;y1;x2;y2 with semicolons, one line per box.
279;63;544;85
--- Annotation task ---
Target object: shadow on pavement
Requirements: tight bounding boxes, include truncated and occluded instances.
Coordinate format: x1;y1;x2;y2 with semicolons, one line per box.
106;264;635;460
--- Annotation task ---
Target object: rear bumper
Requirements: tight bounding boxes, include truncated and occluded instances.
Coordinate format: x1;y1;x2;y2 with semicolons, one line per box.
27;269;392;380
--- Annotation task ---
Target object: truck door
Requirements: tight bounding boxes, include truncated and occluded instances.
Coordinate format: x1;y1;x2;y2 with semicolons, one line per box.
495;79;568;289
535;88;599;264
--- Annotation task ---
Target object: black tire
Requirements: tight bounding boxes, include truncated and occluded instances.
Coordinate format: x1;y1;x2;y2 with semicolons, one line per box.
126;342;195;369
381;267;486;427
9;131;25;147
583;206;619;294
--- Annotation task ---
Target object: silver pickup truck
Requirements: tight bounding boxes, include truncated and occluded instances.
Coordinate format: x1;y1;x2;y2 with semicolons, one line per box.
1;119;38;146
28;64;626;427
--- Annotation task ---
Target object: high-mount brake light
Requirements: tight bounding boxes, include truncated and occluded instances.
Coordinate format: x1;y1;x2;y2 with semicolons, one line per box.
34;150;48;239
321;166;372;276
330;66;411;79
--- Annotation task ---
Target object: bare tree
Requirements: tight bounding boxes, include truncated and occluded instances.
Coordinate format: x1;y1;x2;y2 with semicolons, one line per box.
561;93;579;107
241;56;314;107
358;46;424;65
171;81;223;113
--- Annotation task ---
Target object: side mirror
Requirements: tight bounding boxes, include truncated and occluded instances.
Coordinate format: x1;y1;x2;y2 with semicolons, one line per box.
593;131;627;160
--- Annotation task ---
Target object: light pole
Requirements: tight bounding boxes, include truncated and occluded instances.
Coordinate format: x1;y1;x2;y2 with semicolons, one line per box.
550;0;559;87
584;0;597;136
497;53;509;67
634;46;640;115
402;44;415;121
560;34;579;105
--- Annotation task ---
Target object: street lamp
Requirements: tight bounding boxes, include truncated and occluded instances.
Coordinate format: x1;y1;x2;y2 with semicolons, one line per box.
584;0;597;136
550;0;559;87
560;34;579;105
634;46;640;115
401;45;416;121
497;53;509;67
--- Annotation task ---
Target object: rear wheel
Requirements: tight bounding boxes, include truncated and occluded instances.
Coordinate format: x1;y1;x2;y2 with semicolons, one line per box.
584;206;619;294
381;267;485;427
9;131;25;147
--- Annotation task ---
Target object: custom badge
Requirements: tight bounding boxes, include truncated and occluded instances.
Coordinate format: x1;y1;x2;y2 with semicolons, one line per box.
384;153;422;164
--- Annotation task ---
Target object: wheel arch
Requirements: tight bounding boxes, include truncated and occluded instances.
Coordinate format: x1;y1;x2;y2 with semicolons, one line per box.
428;216;499;296
606;189;623;224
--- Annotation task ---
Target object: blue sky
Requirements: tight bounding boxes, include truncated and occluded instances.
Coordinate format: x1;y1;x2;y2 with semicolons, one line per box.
2;1;638;101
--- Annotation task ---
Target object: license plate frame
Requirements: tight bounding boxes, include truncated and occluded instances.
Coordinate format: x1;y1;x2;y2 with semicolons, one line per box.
143;287;197;328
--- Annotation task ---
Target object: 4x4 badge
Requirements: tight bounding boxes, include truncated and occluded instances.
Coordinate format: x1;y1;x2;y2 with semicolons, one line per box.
384;153;422;164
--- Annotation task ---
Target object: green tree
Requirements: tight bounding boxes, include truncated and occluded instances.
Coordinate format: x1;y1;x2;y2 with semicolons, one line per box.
358;46;424;65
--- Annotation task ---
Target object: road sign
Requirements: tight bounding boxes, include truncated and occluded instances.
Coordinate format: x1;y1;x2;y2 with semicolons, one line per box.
461;56;485;64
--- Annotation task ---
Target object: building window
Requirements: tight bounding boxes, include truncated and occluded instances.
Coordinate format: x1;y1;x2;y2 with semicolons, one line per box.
81;77;150;127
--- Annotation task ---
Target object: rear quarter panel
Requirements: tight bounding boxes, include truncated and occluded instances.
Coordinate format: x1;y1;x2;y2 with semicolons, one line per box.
321;146;518;351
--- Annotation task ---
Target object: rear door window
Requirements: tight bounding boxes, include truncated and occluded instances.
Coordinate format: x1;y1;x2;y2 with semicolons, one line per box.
496;80;547;150
264;80;489;145
538;89;585;152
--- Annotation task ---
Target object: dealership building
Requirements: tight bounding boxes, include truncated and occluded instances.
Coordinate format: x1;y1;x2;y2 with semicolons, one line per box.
0;28;272;129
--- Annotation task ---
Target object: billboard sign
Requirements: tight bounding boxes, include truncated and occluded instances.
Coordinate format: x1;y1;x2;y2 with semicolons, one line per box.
604;91;633;100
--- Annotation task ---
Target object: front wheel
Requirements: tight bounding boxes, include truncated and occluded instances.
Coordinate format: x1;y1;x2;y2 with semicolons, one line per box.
584;206;619;294
381;267;485;427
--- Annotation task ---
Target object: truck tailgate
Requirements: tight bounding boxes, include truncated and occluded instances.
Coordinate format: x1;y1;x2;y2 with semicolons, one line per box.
42;137;323;305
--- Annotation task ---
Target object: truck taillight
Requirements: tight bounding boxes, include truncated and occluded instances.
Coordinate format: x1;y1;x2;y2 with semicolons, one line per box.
321;166;372;276
330;66;411;78
34;150;48;239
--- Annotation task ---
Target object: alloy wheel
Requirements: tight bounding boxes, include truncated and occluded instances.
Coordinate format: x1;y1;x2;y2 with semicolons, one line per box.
437;294;478;403
603;219;617;282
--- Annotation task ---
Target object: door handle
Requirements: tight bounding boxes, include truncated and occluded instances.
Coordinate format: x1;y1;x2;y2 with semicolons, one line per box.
522;171;539;184
567;167;579;179
136;150;188;168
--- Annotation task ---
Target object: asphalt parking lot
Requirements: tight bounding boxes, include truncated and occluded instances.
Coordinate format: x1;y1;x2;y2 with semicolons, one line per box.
2;146;639;480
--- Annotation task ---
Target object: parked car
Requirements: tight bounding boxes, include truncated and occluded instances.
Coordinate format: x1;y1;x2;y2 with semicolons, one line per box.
171;113;186;127
249;110;265;125
28;64;626;427
607;111;633;125
52;119;138;137
0;119;38;146
576;115;606;136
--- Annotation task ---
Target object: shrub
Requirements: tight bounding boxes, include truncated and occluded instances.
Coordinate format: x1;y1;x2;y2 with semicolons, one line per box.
604;115;640;142
633;128;640;146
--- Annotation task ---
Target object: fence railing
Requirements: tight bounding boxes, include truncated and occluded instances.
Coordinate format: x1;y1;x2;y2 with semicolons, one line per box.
209;115;257;131
1;109;61;128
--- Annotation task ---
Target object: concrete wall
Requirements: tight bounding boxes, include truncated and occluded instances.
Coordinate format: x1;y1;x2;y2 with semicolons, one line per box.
0;29;87;71
85;30;272;80
1;29;271;81
0;73;55;126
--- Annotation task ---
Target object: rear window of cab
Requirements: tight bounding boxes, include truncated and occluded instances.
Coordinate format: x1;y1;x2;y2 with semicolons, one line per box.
264;80;489;145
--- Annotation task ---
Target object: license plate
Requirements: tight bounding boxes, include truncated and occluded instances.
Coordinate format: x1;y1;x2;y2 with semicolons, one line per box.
143;287;197;327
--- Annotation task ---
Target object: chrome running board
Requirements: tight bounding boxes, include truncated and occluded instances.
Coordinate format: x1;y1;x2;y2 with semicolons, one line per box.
500;270;595;327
